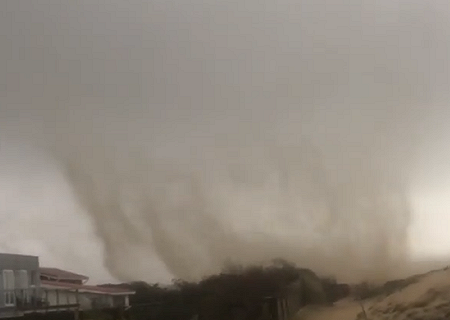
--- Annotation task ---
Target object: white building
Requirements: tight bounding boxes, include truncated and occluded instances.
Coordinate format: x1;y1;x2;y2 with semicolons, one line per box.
0;253;135;319
39;268;134;311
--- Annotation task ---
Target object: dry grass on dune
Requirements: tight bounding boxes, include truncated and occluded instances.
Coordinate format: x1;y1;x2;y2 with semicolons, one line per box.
297;266;450;320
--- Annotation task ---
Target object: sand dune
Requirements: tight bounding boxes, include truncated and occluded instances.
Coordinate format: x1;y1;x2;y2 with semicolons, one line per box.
297;266;450;320
296;300;362;320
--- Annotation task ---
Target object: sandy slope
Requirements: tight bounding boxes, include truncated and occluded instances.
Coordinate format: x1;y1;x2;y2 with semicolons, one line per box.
296;267;450;320
296;300;362;320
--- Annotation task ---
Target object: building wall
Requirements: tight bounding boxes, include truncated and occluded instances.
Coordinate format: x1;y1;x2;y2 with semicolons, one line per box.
0;254;40;275
115;295;129;307
44;290;126;310
82;293;114;310
44;290;78;307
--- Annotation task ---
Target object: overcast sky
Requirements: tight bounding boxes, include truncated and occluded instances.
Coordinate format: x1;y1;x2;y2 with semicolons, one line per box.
1;0;450;284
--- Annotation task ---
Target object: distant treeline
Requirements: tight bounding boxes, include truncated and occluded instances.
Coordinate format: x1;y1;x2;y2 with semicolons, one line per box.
100;259;350;320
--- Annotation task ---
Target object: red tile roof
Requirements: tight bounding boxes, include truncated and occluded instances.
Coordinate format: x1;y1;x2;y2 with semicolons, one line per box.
40;267;89;282
41;280;135;295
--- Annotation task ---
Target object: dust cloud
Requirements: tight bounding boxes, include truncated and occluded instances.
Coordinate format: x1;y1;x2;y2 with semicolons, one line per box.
1;0;450;283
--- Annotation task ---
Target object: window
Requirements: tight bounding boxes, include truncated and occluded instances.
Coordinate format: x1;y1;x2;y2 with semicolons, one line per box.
3;270;15;306
15;270;29;303
30;270;37;286
15;270;28;289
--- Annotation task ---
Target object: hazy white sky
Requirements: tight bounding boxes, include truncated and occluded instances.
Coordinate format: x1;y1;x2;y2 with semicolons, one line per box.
1;0;450;283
